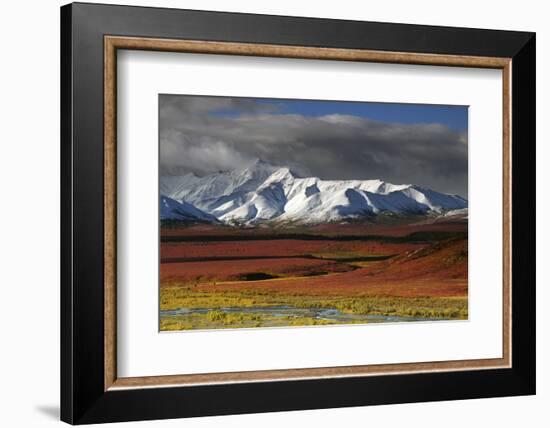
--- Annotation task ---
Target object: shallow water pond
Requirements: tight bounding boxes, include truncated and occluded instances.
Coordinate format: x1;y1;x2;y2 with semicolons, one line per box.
160;305;444;330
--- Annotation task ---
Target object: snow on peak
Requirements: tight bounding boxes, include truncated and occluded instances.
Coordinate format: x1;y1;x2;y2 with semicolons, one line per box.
160;195;218;223
160;161;467;225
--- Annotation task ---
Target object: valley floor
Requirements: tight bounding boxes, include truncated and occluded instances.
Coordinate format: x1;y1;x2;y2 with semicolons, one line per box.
159;222;468;331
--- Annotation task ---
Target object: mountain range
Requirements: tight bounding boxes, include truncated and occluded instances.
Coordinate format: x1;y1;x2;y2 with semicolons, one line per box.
160;159;468;226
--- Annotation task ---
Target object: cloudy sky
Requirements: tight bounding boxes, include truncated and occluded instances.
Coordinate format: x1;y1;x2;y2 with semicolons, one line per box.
159;94;468;198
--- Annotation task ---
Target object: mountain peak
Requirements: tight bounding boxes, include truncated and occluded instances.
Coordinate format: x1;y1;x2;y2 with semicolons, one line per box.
160;164;468;226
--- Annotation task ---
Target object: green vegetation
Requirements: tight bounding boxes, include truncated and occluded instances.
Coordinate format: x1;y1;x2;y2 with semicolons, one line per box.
161;229;467;243
160;286;468;331
311;251;393;262
160;311;334;331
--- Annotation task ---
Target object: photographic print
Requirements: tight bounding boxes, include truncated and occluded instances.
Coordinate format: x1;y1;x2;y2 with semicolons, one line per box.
159;94;468;331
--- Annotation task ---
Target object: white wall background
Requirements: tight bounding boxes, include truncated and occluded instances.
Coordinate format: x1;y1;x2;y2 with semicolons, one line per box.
0;0;545;426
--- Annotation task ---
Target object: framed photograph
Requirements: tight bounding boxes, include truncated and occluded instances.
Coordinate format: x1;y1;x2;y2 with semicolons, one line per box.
61;2;535;424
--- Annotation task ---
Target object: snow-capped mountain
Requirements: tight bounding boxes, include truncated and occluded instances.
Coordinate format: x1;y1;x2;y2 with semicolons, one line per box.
160;195;219;223
160;159;467;225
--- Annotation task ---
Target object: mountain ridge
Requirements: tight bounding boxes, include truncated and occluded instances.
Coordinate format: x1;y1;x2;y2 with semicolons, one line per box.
160;159;467;225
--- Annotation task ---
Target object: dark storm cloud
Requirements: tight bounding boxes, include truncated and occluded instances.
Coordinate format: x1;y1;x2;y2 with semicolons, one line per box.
160;94;280;117
159;95;468;197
